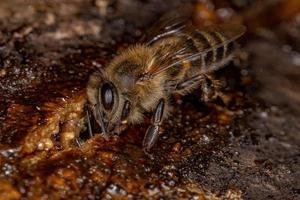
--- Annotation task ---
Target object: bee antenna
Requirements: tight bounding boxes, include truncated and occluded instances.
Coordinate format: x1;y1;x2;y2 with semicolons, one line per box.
95;103;107;135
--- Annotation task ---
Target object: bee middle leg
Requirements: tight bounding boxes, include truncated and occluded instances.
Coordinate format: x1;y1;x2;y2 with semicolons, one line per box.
200;74;222;102
175;74;222;103
143;98;165;153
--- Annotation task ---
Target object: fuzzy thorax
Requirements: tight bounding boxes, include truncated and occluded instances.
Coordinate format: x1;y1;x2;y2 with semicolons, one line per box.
106;44;169;122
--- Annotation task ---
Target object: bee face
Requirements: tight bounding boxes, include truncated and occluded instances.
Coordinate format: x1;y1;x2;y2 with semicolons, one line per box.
90;74;135;133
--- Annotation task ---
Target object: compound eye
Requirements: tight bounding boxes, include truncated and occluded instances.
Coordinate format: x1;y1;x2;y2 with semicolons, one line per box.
101;82;116;110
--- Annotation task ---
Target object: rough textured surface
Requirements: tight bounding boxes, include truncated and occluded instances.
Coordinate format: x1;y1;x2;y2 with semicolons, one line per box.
0;0;299;199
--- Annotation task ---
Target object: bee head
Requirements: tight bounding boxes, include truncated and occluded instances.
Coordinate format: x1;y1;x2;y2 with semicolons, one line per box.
96;80;131;133
87;68;136;136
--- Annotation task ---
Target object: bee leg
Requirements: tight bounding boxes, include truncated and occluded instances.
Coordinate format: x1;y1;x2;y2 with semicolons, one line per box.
200;74;222;102
75;108;93;147
174;74;222;102
92;103;110;141
175;74;204;91
143;98;165;153
95;103;108;135
86;109;93;138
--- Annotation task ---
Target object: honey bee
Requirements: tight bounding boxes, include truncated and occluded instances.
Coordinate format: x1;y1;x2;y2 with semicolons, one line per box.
84;9;246;152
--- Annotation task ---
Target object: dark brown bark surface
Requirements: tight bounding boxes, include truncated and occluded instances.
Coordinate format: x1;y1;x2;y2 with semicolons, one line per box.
0;0;299;199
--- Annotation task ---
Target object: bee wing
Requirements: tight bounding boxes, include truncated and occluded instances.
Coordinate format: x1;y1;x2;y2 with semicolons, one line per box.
141;22;246;79
141;4;193;45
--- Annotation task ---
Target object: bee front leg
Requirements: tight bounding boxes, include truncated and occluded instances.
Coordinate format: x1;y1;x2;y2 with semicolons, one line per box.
86;109;93;138
143;98;165;153
75;108;93;147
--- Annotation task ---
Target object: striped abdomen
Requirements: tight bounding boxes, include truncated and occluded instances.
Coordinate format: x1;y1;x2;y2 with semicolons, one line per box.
143;23;245;82
185;24;246;73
